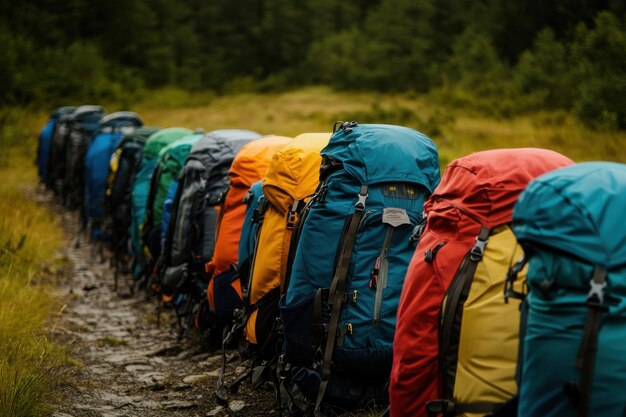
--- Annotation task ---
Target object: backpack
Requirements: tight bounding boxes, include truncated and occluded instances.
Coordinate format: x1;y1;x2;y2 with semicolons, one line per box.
389;149;574;417
206;135;291;322
84;112;143;238
105;127;160;264
38;106;74;187
63;105;106;208
238;180;264;289
48;110;77;195
510;162;626;417
280;122;440;413
244;133;331;364
161;179;180;252
159;129;261;328
130;127;192;279
141;130;204;271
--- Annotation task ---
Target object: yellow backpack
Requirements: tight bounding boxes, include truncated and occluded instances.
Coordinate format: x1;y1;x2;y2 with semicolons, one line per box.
244;133;331;358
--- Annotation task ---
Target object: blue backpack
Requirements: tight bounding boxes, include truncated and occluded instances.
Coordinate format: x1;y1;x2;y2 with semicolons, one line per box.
509;162;626;417
84;112;143;238
161;179;179;251
280;122;440;412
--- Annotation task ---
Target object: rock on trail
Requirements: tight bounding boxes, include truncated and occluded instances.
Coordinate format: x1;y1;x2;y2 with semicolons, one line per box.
43;194;275;417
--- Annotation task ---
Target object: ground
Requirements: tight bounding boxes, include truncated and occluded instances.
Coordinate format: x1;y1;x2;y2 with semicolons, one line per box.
44;192;276;417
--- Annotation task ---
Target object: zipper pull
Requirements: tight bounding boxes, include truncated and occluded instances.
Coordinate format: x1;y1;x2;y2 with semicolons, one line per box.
370;257;380;289
424;242;446;263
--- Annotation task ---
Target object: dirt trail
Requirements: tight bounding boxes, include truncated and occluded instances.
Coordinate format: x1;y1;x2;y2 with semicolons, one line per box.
43;194;275;417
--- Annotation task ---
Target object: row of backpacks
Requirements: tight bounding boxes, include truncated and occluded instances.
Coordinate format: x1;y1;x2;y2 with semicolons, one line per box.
36;105;144;235
36;107;626;417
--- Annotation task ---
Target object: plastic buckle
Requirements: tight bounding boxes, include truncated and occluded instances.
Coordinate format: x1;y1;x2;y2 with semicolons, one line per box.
277;354;287;375
588;278;607;304
341;121;358;134
286;200;300;228
470;237;487;262
355;192;368;210
286;211;297;228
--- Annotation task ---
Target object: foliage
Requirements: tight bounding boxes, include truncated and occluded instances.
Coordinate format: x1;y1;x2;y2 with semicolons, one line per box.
515;28;572;109
571;12;626;129
0;109;66;416
1;1;626;128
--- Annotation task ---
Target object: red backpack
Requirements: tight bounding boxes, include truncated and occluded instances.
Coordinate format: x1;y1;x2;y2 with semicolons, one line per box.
389;148;573;417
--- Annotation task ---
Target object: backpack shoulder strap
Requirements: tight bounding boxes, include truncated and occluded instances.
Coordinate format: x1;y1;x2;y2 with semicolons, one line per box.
315;185;368;412
565;266;607;417
428;226;492;416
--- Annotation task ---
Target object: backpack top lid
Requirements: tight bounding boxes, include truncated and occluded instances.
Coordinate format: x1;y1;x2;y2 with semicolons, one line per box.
427;148;574;229
205;129;261;141
99;111;143;129
183;129;262;176
118;126;160;149
57;111;76;124
51;106;76;119
323;123;440;191
157;132;205;167
187;129;262;159
263;132;331;212
228;135;292;188
143;127;193;160
71;105;106;121
513;162;626;270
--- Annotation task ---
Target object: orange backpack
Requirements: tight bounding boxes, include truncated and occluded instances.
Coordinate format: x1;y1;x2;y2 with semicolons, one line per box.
244;133;331;357
206;135;291;321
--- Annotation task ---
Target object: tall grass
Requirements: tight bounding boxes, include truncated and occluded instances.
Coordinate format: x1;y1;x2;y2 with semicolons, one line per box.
0;108;65;416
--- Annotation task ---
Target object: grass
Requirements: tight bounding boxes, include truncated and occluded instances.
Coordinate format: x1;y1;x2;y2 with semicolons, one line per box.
128;86;626;167
0;86;625;415
0;108;66;416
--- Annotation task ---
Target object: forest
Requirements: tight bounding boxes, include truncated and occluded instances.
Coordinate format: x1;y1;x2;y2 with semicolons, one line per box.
1;0;626;129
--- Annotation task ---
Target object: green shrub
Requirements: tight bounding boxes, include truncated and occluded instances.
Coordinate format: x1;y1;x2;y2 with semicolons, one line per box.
571;12;626;129
514;28;573;109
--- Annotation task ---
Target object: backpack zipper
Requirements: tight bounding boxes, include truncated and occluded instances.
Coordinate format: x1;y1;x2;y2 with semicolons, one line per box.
372;225;394;326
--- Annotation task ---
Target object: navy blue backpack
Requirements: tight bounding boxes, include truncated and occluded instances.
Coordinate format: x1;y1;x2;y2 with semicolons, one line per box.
37;106;75;187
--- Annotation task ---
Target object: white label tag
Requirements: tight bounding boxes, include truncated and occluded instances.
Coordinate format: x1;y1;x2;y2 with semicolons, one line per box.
382;208;411;228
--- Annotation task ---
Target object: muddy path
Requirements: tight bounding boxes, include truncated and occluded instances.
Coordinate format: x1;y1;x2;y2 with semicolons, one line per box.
41;192;275;417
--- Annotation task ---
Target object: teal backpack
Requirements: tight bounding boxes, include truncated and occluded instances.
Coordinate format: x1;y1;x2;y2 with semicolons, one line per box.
238;180;264;288
280;122;440;413
509;162;626;417
130;127;192;279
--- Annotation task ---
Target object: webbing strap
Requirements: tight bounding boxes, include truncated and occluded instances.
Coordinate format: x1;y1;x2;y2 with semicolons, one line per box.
280;209;296;293
439;226;490;400
244;199;267;304
567;266;606;417
314;185;368;412
215;320;244;405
